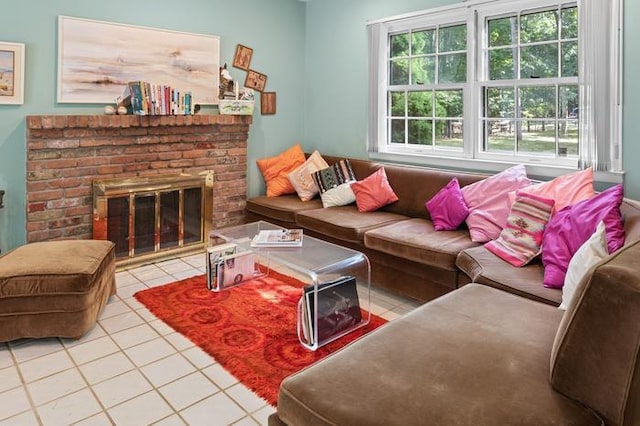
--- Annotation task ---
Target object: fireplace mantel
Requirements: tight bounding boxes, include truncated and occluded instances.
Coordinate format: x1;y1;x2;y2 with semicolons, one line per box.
26;113;252;131
26;114;252;244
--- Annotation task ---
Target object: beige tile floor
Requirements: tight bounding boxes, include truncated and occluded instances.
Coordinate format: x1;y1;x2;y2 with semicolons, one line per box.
0;252;420;425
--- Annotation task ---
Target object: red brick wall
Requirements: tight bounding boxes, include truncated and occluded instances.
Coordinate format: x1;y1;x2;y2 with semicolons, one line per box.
26;114;251;243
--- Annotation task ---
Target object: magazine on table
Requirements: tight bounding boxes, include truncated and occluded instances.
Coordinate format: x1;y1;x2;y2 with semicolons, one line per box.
214;250;258;289
205;243;237;290
251;228;303;248
301;275;362;345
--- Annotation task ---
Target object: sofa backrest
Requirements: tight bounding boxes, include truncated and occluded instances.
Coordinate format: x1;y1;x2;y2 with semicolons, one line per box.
550;238;640;426
378;163;488;219
621;198;640;245
321;155;487;219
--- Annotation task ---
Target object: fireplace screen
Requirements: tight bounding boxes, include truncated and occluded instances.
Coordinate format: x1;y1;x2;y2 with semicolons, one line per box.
93;174;210;264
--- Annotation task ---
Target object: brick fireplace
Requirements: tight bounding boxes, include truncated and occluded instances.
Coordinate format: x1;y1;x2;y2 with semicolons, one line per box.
25;114;251;254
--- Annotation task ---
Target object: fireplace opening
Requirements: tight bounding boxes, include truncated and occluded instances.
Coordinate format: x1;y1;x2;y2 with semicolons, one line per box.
93;173;213;267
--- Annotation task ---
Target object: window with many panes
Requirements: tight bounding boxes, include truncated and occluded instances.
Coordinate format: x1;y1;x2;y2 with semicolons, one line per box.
368;0;622;177
479;5;578;166
388;24;466;151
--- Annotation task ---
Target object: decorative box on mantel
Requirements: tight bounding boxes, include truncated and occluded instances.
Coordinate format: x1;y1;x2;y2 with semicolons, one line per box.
219;99;255;115
25;114;252;255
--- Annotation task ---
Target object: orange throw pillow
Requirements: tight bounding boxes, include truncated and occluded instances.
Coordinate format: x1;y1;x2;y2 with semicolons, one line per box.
256;144;306;197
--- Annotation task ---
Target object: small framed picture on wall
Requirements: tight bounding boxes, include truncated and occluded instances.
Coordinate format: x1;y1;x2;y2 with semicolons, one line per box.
261;92;276;115
245;69;267;92
0;41;25;105
232;44;253;71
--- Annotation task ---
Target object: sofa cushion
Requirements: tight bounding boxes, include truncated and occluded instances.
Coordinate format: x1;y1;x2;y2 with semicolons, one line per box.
276;284;600;426
551;239;640;426
510;168;595;215
312;159;357;207
485;191;555;267
461;165;532;243
256;144;306;197
425;177;469;231
559;221;608;311
295;206;406;244
351;167;399;212
287;150;329;201
456;246;561;305
364;218;478;271
245;194;323;225
542;184;625;288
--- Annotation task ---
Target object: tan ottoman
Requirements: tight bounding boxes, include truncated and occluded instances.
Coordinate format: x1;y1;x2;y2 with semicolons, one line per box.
0;240;116;342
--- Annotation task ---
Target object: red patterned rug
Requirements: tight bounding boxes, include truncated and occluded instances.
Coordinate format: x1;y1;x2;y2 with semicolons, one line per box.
134;269;387;406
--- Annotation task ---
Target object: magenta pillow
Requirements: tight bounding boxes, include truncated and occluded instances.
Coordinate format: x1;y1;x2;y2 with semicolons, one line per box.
461;165;532;243
351;167;399;212
541;184;625;288
485;191;555;267
425;178;469;231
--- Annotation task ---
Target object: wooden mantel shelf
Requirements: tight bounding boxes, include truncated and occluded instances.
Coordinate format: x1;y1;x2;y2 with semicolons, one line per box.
26;114;252;130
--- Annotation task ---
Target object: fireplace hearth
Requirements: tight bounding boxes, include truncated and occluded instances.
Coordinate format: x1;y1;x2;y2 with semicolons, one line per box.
93;173;212;266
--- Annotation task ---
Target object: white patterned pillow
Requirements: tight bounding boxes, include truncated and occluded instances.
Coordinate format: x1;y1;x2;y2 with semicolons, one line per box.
312;160;357;208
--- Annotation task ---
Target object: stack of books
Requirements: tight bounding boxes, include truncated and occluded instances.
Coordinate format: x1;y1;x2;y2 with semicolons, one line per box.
120;81;194;116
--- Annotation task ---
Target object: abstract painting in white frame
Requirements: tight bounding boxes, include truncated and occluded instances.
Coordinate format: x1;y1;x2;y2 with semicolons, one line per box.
57;16;220;104
0;41;25;105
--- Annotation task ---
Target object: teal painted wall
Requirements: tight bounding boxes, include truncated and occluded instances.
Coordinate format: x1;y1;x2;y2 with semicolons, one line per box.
303;0;640;195
2;0;639;252
0;0;305;252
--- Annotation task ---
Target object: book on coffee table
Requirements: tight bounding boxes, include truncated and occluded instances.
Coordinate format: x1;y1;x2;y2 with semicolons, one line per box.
302;275;362;345
251;229;303;248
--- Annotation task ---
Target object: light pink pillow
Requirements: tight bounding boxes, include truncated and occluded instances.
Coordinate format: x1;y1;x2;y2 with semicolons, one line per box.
509;168;594;215
541;184;625;288
461;165;531;243
425;178;469;231
288;151;329;201
351;168;399;212
485;191;555;267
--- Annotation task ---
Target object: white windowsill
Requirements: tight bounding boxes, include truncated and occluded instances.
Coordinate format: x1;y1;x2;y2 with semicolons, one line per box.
368;151;625;185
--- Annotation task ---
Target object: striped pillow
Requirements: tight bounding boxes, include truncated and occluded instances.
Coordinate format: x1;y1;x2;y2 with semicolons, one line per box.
312;159;356;193
485;191;555;267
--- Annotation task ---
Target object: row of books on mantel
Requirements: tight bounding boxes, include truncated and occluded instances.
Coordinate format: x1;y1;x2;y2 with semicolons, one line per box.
120;81;195;116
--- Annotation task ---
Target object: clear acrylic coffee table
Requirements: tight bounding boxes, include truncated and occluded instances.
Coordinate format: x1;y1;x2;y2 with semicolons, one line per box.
208;221;371;351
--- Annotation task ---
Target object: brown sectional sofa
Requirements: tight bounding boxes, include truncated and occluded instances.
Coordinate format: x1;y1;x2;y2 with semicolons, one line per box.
247;155;640;425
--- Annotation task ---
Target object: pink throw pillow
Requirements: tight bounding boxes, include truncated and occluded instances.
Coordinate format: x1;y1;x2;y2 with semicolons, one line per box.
461;165;532;243
541;184;625;288
425;178;469;231
485;192;555;267
509;168;595;215
351;168;399;212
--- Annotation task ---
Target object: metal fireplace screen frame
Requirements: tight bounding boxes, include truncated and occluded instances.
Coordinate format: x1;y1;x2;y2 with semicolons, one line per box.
93;173;212;267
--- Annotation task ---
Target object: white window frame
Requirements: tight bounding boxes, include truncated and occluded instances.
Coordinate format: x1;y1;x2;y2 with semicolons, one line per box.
367;0;623;182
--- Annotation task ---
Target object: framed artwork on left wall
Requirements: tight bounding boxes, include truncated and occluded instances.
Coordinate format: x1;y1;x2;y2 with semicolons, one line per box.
0;41;25;105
